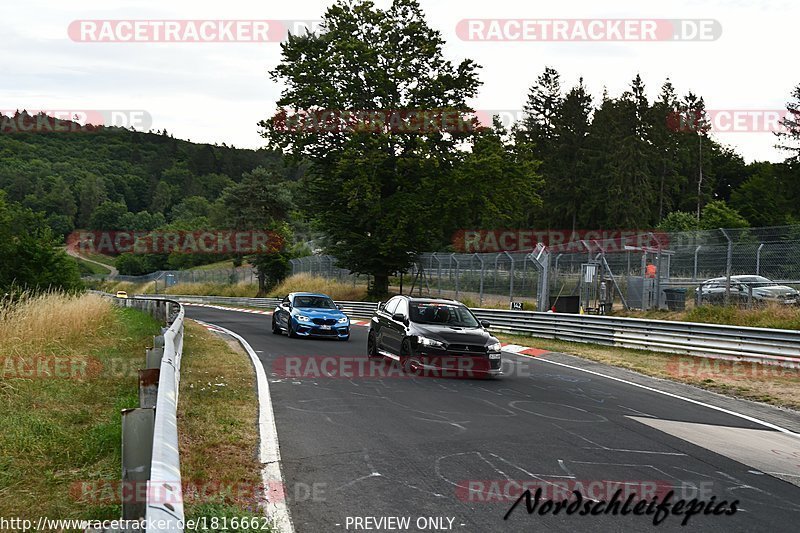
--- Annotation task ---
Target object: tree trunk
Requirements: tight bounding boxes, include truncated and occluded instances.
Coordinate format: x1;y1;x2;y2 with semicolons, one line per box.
370;274;390;298
257;270;267;297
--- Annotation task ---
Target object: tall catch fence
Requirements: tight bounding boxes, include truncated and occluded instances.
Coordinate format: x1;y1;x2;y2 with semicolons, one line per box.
289;225;800;311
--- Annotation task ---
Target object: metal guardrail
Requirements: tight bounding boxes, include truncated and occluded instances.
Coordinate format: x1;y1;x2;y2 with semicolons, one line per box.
155;294;800;368
468;308;800;368
95;294;186;532
148;294;378;319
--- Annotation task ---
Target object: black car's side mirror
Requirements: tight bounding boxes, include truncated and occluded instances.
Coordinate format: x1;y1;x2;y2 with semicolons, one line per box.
392;313;406;323
377;301;384;311
481;320;491;328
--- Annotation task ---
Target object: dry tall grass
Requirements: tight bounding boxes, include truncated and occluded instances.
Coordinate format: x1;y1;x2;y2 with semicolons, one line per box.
165;281;259;297
268;273;367;301
0;292;114;356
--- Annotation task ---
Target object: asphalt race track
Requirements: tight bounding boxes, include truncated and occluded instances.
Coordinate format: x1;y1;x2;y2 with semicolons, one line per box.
186;306;800;533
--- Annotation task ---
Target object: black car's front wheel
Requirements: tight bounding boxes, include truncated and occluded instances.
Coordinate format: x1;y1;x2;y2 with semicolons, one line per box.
367;332;379;357
400;340;420;374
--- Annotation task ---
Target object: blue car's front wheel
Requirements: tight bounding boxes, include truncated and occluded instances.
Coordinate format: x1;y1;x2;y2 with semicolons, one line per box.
288;319;298;338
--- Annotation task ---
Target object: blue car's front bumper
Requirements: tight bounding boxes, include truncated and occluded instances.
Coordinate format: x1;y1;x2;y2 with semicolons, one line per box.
293;319;350;338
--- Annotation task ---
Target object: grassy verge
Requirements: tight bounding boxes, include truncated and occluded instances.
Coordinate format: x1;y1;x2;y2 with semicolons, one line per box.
166;282;259;298
79;251;118;268
73;256;112;276
497;332;800;410
89;280;156;295
615;304;800;330
0;292;162;520
179;321;272;532
268;273;367;301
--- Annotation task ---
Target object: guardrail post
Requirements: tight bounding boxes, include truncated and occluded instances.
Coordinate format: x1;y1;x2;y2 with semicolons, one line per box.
121;407;155;521
146;347;164;369
139;369;160;408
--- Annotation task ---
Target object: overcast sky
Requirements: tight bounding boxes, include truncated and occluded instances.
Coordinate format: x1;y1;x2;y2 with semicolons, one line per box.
2;0;796;162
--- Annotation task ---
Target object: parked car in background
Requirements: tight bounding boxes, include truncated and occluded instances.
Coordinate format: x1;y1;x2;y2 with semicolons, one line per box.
115;290;128;299
272;292;350;340
367;296;502;378
698;275;799;305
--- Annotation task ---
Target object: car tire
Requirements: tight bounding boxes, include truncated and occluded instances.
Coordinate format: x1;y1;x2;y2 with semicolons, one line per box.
288;320;298;339
340;334;350;342
400;340;418;374
272;316;281;335
367;332;379;358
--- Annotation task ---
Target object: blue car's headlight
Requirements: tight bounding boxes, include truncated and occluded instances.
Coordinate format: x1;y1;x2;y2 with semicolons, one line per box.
338;317;348;324
296;315;312;323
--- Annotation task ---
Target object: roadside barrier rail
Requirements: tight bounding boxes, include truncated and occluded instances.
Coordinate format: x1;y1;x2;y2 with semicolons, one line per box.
94;294;185;532
149;294;800;368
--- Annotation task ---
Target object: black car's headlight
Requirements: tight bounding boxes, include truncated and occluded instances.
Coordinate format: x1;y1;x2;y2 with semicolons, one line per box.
417;336;445;349
487;341;502;353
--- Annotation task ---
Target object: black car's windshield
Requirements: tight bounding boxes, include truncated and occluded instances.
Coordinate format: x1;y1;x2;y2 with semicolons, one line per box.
409;302;479;327
294;296;336;309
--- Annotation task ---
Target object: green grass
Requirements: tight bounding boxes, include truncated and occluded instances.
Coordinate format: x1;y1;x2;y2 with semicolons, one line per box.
73;256;112;276
79;251;117;268
616;303;800;330
179;321;271;530
187;260;248;271
0;302;162;520
166;282;259;297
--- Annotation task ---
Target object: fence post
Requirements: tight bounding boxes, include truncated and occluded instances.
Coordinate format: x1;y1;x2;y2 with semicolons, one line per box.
693;245;702;281
452;254;460;299
475;253;485;306
756;243;764;276
433;252;442;296
505;251;514;302
720;228;733;306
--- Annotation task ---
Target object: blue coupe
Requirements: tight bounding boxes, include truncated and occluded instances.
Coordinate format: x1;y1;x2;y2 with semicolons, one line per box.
272;292;351;341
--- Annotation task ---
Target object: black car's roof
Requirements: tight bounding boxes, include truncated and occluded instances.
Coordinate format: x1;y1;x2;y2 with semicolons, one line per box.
395;295;462;304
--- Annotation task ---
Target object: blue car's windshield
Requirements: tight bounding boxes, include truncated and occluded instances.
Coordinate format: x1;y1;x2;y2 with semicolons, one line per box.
294;296;336;309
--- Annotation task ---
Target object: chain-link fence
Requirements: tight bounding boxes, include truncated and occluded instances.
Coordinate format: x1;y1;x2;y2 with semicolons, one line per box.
289;225;800;311
86;267;259;289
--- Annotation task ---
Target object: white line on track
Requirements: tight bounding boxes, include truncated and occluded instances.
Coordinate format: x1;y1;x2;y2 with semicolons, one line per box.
193;319;295;533
509;352;800;439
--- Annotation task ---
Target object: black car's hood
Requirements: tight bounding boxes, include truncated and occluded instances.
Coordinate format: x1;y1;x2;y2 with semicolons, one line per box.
413;323;495;345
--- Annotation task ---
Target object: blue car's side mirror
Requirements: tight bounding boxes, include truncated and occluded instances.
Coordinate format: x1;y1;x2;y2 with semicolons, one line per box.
337;304;343;310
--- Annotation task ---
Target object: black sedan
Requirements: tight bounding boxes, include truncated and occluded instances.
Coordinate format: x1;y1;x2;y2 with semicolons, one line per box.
367;296;502;378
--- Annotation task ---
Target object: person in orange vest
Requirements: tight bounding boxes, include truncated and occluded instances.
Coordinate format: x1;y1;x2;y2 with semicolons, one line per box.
645;259;657;279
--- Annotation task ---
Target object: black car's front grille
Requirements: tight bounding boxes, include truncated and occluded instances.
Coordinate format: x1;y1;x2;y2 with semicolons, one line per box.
312;318;337;326
446;344;486;354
